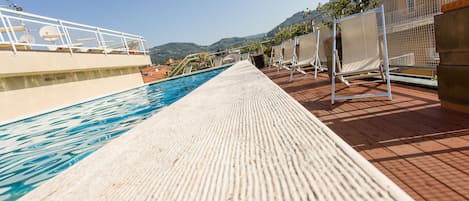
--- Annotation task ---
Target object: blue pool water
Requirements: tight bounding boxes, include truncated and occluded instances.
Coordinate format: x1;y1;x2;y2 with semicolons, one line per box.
0;67;227;200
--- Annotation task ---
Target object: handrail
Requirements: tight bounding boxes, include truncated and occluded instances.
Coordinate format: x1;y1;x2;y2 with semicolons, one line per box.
0;7;148;55
0;7;142;38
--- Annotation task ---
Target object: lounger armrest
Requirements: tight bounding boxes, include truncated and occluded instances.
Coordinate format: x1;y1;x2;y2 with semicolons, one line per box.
0;25;26;33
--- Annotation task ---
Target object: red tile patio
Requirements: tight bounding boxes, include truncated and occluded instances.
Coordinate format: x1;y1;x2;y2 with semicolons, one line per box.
262;68;469;201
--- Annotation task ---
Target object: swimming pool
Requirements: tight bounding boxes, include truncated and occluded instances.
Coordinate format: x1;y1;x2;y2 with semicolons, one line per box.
0;67;227;200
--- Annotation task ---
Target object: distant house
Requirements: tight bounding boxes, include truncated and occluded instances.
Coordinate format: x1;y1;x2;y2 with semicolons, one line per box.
140;65;173;83
165;58;175;66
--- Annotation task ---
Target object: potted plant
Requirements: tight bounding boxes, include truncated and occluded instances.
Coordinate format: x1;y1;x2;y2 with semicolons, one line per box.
434;1;469;113
245;40;266;68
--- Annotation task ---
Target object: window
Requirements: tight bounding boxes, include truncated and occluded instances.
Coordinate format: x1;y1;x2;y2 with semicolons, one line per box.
407;0;415;12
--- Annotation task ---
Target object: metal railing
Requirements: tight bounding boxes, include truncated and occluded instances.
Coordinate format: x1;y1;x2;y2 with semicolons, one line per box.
0;7;148;55
383;0;456;73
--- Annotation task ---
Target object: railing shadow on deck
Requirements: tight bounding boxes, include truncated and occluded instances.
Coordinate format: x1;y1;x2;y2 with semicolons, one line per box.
262;67;469;200
262;67;469;150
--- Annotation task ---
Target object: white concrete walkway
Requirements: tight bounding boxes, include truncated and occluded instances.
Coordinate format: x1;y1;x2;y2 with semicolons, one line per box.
21;61;412;201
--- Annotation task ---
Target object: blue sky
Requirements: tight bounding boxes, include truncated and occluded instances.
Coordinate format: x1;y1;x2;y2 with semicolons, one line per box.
5;0;327;47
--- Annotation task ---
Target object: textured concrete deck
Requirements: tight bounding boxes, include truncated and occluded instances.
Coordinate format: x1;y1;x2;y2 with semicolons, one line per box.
21;61;412;201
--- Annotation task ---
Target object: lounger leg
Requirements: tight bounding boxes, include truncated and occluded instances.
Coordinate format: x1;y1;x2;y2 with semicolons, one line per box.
289;67;294;82
380;5;392;101
331;20;337;105
386;74;392;101
314;65;318;79
331;73;336;105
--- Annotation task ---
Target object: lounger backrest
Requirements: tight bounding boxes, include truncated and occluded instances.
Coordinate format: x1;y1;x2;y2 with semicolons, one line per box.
282;39;295;63
273;45;281;61
341;11;381;73
318;28;331;63
296;32;317;63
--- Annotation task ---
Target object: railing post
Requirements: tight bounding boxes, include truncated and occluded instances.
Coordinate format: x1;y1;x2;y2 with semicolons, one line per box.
0;11;16;54
6;18;18;43
55;25;66;47
96;28;107;55
59;20;73;55
139;37;146;55
0;8;147;56
0;12;4;42
5;17;19;54
121;33;129;55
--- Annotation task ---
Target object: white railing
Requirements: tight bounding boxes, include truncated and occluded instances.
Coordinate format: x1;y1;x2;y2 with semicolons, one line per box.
389;53;415;66
0;7;148;55
382;0;457;69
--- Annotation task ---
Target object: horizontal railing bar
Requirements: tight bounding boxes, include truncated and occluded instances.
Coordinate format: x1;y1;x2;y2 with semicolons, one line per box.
0;7;143;38
391;65;437;70
3;15;59;27
1;42;149;53
0;7;149;55
63;25;139;40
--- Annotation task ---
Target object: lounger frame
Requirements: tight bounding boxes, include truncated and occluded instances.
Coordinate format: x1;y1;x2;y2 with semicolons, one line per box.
289;30;321;82
278;39;295;72
331;5;392;104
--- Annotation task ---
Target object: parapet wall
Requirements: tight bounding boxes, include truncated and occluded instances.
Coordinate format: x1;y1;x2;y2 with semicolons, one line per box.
0;51;150;122
0;50;151;76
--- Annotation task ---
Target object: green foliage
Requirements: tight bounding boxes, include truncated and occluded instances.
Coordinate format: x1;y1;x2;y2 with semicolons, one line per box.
150;43;208;65
273;21;312;45
266;9;323;37
318;0;380;29
150;9;326;64
243;40;265;54
209;37;248;52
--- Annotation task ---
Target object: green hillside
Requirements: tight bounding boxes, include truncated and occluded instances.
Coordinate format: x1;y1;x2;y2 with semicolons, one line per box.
150;43;208;64
150;10;323;64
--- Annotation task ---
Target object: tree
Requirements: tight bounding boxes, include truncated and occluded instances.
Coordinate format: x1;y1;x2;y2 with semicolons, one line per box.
318;0;380;29
244;40;265;55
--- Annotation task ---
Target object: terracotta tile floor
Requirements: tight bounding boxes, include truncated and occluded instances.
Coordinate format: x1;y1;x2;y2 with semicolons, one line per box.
262;68;469;201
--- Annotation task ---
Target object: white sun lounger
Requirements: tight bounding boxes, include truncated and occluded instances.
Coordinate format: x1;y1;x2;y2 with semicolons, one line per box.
289;31;321;81
0;25;32;51
0;25;26;33
318;27;332;69
270;45;282;69
279;39;295;72
331;5;392;104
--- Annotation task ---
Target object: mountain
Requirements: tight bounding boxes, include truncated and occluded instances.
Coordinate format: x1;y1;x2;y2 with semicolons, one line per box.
266;10;323;37
244;33;266;40
150;10;323;64
150;43;208;64
207;37;248;52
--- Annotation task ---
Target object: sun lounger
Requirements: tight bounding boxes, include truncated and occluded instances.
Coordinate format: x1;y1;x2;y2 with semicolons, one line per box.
84;47;105;53
104;48;126;54
289;31;321;81
0;25;33;51
0;25;26;33
331;5;392;104
279;39;295;72
54;43;84;52
318;27;331;69
270;45;282;69
0;43;31;51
